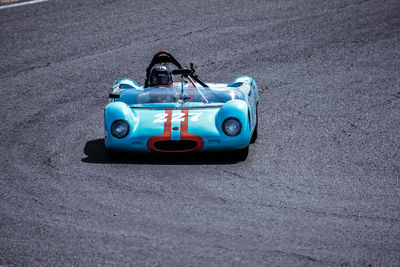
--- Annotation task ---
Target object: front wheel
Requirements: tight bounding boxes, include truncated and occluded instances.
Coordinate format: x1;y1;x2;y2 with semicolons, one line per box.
251;104;258;144
251;120;258;143
232;146;249;161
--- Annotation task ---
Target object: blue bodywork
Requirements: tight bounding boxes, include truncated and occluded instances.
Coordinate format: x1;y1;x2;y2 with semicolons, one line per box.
104;52;258;153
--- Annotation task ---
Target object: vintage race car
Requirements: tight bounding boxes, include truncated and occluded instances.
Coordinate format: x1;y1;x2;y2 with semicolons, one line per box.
104;51;258;159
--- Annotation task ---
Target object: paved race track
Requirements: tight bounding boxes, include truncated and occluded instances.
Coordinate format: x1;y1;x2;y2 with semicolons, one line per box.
1;0;399;265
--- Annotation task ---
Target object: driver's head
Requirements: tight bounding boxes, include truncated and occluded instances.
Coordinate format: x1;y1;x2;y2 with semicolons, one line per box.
149;65;172;87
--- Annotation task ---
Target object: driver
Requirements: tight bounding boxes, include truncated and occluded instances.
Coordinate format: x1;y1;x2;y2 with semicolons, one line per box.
137;65;178;103
149;65;172;87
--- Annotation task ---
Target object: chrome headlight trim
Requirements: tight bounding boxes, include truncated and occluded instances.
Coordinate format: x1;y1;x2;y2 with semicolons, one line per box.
222;117;241;137
110;119;130;139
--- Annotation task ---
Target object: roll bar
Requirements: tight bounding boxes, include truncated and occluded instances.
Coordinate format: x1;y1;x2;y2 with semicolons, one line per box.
144;51;209;88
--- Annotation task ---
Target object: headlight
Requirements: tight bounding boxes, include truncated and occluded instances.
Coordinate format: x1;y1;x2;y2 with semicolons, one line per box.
222;117;241;136
111;120;130;139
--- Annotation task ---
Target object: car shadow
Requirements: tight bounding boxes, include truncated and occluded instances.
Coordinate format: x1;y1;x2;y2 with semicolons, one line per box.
81;139;243;165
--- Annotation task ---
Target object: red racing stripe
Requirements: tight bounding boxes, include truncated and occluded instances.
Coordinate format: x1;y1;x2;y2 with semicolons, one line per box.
147;109;172;152
147;109;204;152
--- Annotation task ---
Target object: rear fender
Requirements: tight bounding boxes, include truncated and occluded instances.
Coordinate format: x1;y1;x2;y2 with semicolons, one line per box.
113;78;141;92
230;76;259;104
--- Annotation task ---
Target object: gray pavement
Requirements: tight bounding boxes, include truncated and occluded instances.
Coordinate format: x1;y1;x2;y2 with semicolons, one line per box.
0;0;399;265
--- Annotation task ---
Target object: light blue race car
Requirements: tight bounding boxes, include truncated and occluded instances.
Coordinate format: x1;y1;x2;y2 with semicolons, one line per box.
104;51;258;160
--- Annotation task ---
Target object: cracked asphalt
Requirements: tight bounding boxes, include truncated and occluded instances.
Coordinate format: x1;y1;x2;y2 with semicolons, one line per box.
1;0;399;266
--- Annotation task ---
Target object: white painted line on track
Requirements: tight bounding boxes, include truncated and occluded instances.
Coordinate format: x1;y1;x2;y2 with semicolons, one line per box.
0;0;48;10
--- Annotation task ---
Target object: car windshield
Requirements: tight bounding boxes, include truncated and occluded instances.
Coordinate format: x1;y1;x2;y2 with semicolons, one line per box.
115;63;246;108
138;84;212;104
130;83;244;107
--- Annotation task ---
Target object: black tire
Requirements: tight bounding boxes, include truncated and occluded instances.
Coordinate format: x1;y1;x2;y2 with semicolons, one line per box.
232;146;249;161
251;104;258;144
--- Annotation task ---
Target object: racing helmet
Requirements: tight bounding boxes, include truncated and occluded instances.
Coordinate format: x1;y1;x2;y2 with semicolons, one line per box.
149;65;172;87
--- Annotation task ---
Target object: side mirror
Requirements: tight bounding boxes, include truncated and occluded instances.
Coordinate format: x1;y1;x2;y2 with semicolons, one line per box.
109;93;120;99
190;62;197;72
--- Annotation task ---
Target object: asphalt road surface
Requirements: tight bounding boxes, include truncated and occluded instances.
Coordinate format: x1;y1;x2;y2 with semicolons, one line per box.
1;0;399;266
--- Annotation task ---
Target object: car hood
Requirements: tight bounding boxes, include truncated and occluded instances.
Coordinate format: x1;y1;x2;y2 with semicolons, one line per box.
131;106;222;139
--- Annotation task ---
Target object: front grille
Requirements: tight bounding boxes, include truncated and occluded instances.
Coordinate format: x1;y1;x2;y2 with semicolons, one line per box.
154;140;197;152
